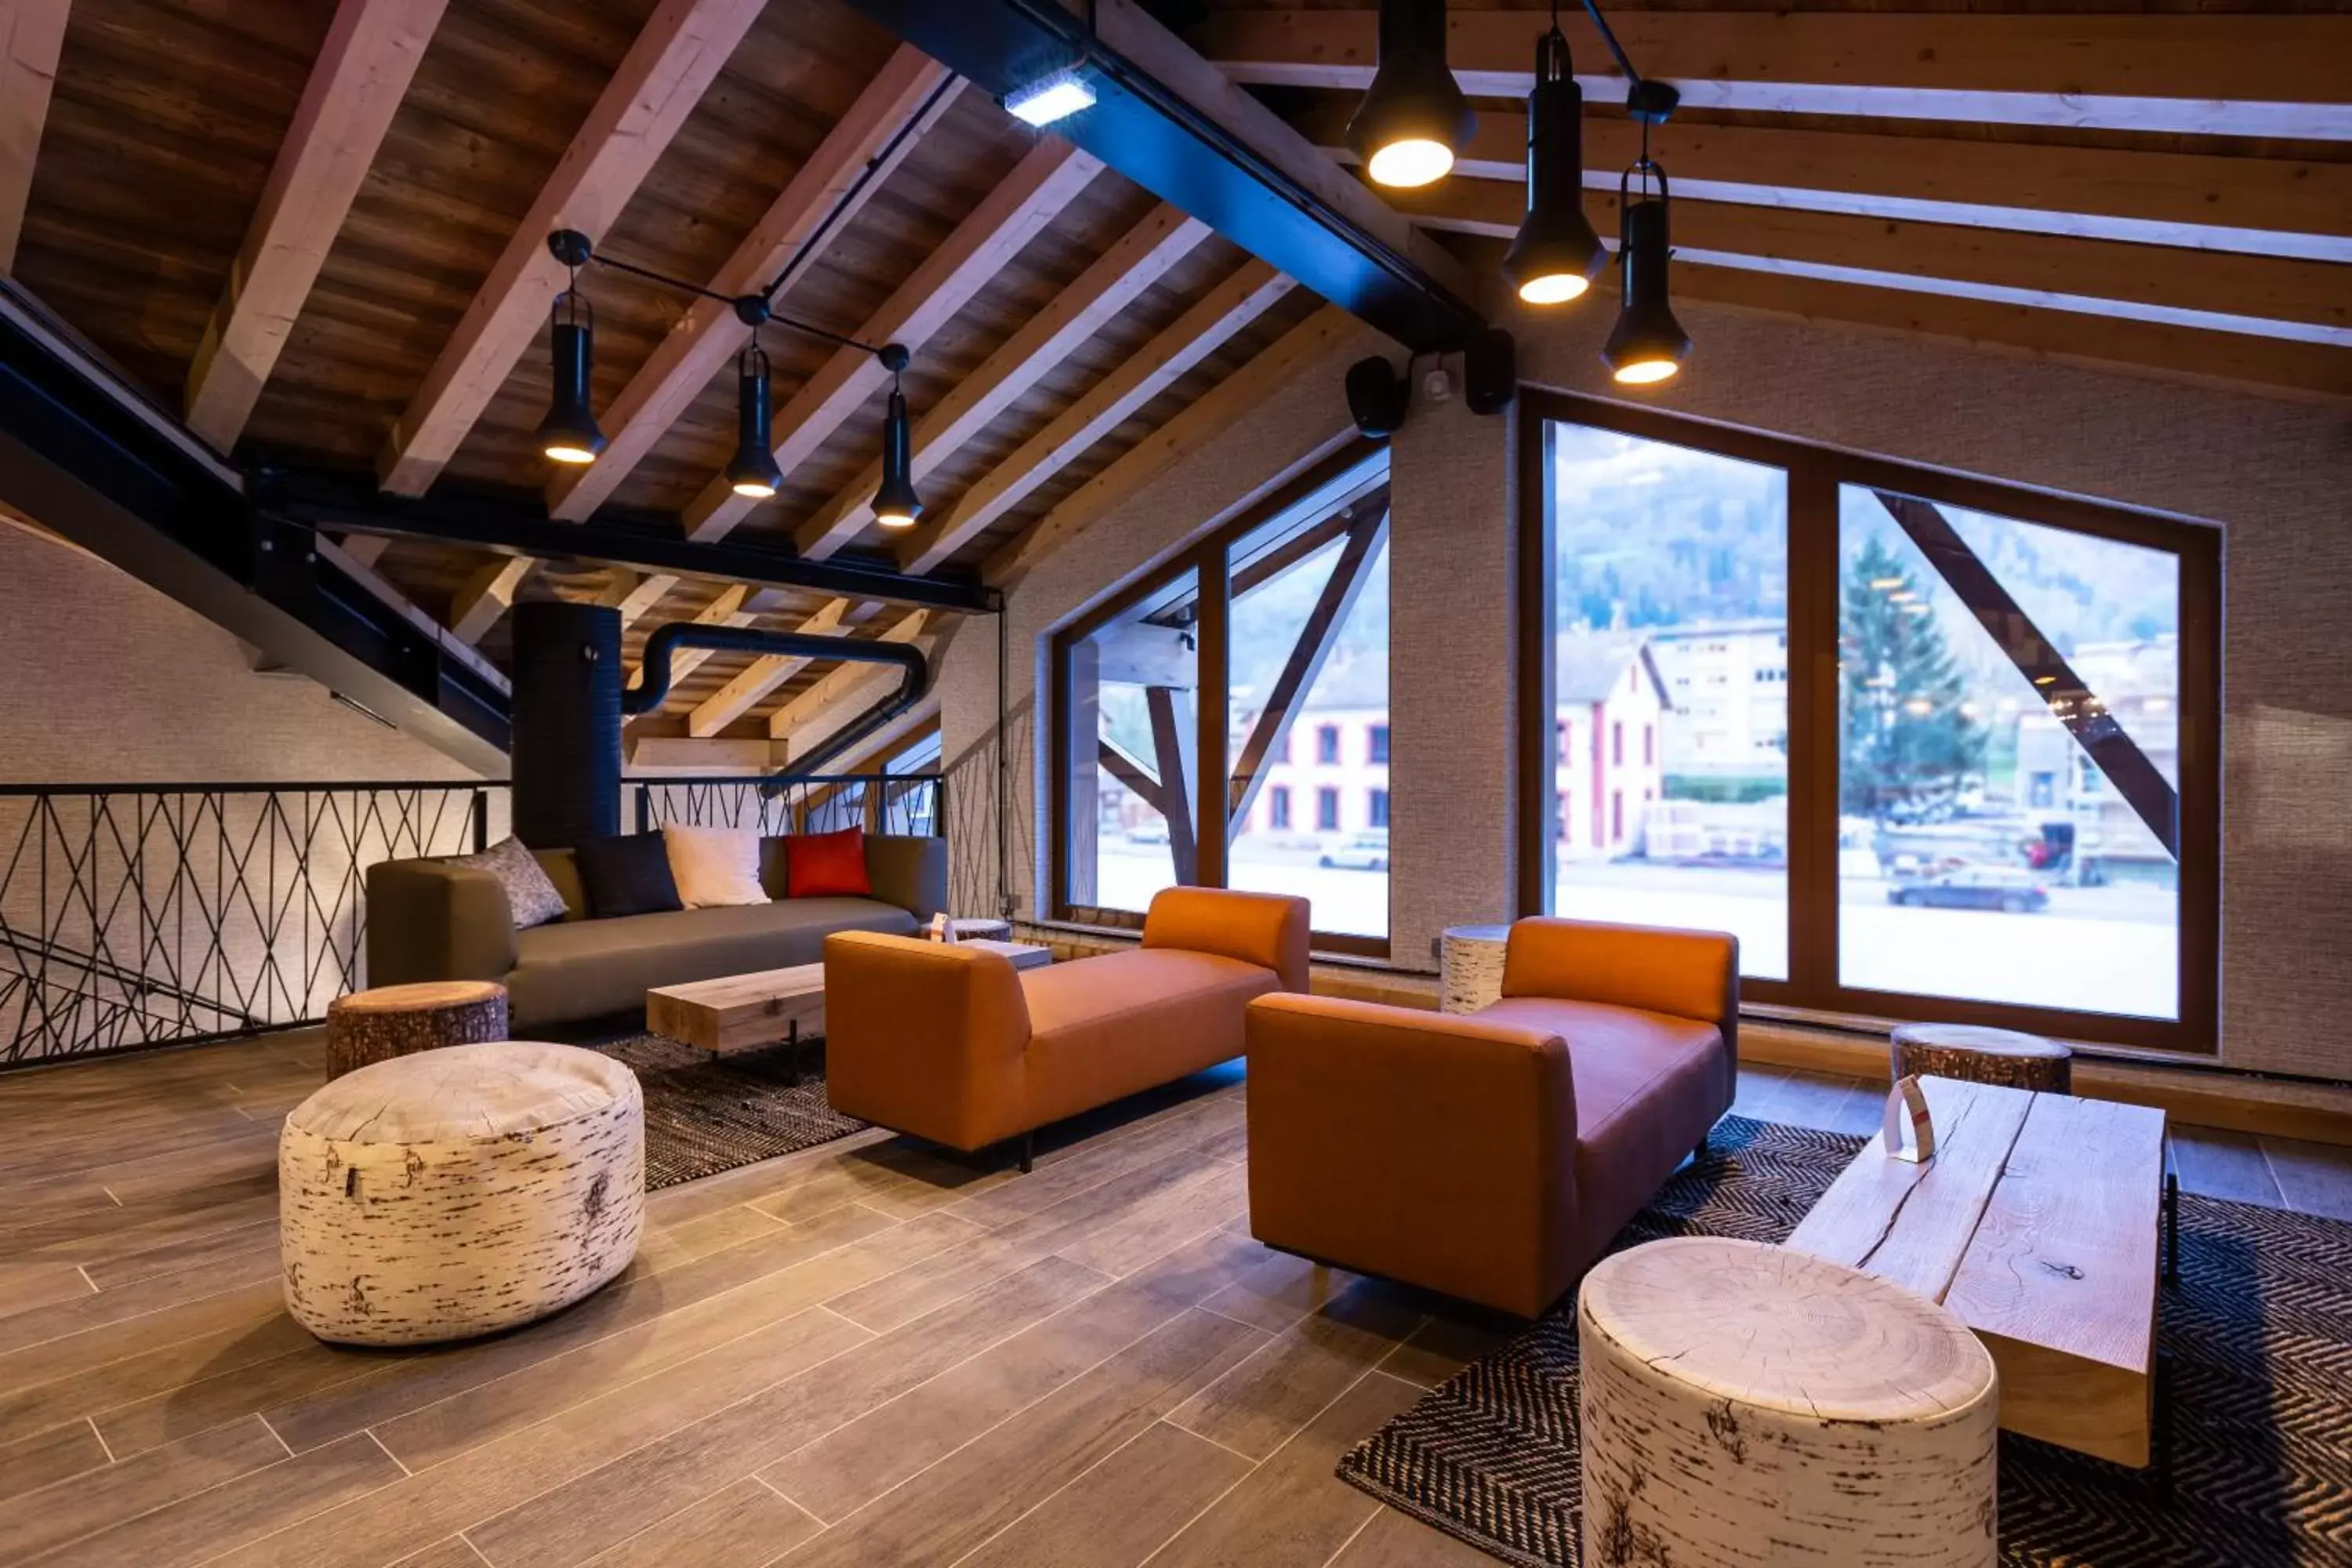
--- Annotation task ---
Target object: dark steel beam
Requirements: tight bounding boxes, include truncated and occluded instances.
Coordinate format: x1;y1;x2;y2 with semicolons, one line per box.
258;465;1002;616
837;0;1486;352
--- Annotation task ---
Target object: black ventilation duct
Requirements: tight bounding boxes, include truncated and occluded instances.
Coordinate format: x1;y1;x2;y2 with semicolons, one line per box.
510;600;622;848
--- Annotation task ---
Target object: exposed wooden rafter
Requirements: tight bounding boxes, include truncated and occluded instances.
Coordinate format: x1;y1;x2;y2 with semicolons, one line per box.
768;608;930;754
185;0;448;452
447;556;535;644
1200;10;2352;139
1393;179;2352;346
682;137;1105;544
899;259;1297;574
988;303;1361;586
624;582;750;699
1298;102;2352;266
688;596;852;736
547;46;959;523
379;0;769;497
796;201;1214;561
0;0;70;273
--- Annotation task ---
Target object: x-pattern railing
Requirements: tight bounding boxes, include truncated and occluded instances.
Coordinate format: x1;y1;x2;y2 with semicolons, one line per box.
634;775;943;840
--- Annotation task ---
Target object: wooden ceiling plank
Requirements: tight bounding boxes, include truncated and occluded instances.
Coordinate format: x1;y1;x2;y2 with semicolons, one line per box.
378;0;769;497
1396;180;2352;343
899;259;1297;574
630;735;779;773
339;533;390;567
184;0;448;452
626;581;751;701
1200;11;2352;139
448;555;535;644
681;136;1106;545
687;597;854;737
986;304;1358;588
768;608;931;747
1299;103;2352;263
795;201;1215;560
548;46;959;523
0;0;70;273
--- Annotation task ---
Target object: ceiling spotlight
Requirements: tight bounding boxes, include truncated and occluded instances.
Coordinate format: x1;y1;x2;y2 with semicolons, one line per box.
1005;68;1097;128
1603;159;1690;387
872;347;922;529
1502;21;1605;307
1348;0;1474;188
535;272;604;466
724;340;782;500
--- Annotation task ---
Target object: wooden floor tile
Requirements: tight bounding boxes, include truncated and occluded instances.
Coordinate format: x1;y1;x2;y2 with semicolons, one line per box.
954;1419;1251;1568
1168;1279;1426;1461
577;1476;820;1568
0;1416;108;1504
2172;1129;2284;1206
0;1411;289;1560
2261;1137;2352;1221
0;1261;95;1321
1329;1504;1508;1566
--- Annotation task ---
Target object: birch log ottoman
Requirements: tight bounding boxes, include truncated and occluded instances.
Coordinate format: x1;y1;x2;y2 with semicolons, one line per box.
325;980;509;1080
278;1041;644;1346
1577;1236;1999;1568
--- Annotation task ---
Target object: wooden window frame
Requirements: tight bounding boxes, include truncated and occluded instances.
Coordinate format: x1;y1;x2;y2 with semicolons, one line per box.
1049;440;1393;958
1515;389;2221;1055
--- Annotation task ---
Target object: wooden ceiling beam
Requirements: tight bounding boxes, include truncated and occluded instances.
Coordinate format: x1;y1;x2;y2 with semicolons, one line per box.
185;0;448;453
1396;180;2352;345
378;0;768;497
447;555;535;644
898;259;1297;575
1298;101;2352;264
986;303;1359;587
768;608;931;746
548;46;957;523
688;596;853;736
1200;11;2352;139
681;137;1105;545
0;0;71;272
624;581;751;702
795;201;1214;561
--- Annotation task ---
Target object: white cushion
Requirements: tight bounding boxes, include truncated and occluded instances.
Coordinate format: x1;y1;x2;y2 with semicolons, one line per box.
661;823;769;909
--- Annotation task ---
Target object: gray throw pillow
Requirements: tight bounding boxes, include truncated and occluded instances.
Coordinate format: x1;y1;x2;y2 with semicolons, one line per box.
449;837;569;929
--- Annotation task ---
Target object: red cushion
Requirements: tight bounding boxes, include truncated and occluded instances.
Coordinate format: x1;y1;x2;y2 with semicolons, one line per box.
786;826;870;898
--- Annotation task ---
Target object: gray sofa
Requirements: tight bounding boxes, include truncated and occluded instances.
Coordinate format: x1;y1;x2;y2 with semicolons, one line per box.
365;834;946;1029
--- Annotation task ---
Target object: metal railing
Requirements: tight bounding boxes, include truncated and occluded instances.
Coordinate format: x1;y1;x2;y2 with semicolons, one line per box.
2;772;943;1069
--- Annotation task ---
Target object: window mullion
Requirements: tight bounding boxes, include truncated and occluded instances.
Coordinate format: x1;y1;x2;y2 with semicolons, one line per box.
1195;543;1230;890
1786;453;1842;1004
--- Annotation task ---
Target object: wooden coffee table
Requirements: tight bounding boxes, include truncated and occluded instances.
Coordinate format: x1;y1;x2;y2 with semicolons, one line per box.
1786;1075;2171;1468
647;964;826;1069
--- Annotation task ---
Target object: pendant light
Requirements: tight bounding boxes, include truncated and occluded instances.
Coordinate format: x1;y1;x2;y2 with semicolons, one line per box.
724;339;782;499
870;344;921;528
1347;0;1474;189
535;249;604;465
1603;152;1690;385
1501;9;1605;307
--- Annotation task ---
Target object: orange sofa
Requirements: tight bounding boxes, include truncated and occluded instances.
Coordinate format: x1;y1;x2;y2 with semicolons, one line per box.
1244;916;1737;1316
823;887;1308;1167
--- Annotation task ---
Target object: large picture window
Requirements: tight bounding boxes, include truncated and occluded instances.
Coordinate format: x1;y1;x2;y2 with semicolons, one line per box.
1520;394;2219;1053
1054;444;1392;953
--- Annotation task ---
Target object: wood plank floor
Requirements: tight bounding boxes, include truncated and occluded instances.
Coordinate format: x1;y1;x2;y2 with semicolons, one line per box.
0;1034;2344;1568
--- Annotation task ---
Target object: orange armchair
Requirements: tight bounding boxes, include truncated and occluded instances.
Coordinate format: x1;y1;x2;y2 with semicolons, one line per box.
826;887;1308;1167
1246;916;1737;1316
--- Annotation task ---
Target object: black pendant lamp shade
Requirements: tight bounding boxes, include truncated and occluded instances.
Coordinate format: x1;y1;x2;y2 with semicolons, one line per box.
725;342;782;499
535;288;606;465
1503;29;1606;306
1603;162;1690;385
871;372;921;528
1347;0;1475;188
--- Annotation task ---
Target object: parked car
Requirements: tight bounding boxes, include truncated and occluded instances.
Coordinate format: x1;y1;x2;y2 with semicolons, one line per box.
1319;833;1389;871
1888;866;2049;913
1125;821;1170;845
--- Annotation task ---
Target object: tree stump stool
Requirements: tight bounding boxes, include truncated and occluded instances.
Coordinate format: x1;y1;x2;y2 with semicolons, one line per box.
1440;924;1513;1014
1578;1236;1998;1567
1892;1022;2071;1094
325;981;509;1080
279;1041;644;1346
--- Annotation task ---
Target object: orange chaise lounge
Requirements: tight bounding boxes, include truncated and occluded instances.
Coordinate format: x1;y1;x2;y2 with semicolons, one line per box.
822;887;1309;1170
1244;916;1738;1316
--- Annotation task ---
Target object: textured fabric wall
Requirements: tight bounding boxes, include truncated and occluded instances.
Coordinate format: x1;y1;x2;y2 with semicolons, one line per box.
0;524;486;785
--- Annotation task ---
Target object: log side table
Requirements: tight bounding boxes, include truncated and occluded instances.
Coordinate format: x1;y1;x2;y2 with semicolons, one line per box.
325;980;510;1080
1579;1236;1999;1566
1439;924;1512;1014
1892;1022;2072;1093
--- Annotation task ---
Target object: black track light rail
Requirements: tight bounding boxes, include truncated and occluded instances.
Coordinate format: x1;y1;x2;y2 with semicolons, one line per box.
1573;0;1680;123
837;0;1485;352
548;231;903;366
255;464;1001;616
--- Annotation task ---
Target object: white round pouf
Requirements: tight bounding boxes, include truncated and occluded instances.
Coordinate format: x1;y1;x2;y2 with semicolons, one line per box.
1578;1237;1998;1568
279;1041;644;1346
1440;923;1512;1014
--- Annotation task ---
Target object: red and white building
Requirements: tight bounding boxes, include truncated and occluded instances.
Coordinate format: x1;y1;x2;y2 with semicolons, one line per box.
1554;637;1669;859
1234;652;1388;844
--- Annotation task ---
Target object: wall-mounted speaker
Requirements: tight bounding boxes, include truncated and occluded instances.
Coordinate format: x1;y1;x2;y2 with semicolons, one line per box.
1465;328;1517;416
1345;355;1410;439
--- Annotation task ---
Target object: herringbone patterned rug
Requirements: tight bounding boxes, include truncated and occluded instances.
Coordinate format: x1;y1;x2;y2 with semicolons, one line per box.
597;1033;867;1189
1338;1115;2352;1567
